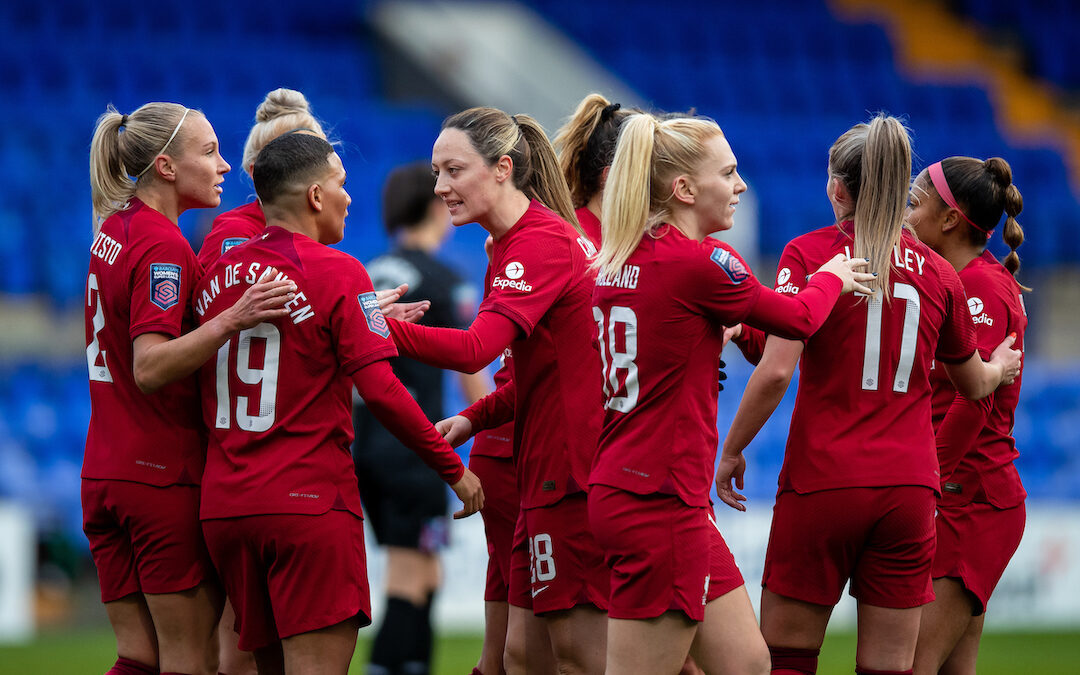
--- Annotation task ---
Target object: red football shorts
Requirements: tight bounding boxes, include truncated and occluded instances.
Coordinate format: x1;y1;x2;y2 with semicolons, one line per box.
933;500;1026;615
706;510;745;603
508;493;609;615
590;486;741;621
82;479;214;603
202;510;370;651
470;454;519;602
763;486;936;609
508;509;533;610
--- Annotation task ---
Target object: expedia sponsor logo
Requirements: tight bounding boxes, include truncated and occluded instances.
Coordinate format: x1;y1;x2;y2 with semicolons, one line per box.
775;282;800;295
492;276;533;292
504;261;525;279
968;296;993;326
777;267;791;285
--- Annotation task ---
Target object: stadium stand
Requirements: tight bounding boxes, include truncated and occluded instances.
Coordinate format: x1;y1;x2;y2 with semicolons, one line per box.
0;0;1076;552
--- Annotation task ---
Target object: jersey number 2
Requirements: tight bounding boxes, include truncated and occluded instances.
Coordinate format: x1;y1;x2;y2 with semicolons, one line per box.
593;305;639;412
86;273;114;383
861;282;920;393
214;323;281;432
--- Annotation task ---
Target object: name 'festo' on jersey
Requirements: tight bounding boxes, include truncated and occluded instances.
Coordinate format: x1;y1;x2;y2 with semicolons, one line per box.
194;259;315;324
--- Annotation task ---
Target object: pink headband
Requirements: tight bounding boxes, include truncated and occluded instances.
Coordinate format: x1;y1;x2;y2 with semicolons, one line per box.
927;161;993;235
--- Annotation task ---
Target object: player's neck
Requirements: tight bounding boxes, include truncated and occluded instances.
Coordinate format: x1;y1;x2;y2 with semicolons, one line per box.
483;190;532;241
939;237;981;273
584;194;603;222
135;186;182;225
266;212;320;242
668;210;709;242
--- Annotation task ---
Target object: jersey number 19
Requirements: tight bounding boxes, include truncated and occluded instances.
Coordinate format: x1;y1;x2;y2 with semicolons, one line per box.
214;323;280;432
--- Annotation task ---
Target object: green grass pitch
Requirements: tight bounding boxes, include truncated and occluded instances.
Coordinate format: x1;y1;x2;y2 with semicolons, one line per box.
1;628;1078;674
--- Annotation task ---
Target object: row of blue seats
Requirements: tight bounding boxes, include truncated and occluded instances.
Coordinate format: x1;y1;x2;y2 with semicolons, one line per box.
956;0;1080;89
3;357;1077;544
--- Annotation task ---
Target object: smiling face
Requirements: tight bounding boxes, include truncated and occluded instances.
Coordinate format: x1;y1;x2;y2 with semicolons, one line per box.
431;128;504;227
170;114;231;211
688;134;746;234
314;151;351;245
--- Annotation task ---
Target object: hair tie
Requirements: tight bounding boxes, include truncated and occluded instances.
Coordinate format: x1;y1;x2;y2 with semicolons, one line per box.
120;114;129;127
281;127;317;137
927;161;993;235
136;108;190;178
600;102;621;121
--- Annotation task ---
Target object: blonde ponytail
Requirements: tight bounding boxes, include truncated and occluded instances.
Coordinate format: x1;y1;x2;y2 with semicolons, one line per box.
89;102;195;229
596;113;727;278
596;114;656;276
829;115;911;300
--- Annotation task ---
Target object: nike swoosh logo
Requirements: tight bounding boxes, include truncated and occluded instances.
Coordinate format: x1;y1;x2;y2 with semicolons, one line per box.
531;585;550;598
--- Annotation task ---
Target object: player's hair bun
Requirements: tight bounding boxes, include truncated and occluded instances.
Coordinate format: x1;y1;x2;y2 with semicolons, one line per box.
255;88;312;123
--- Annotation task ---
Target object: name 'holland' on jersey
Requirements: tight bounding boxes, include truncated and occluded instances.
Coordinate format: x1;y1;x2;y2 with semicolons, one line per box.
595;264;641;290
195;259;315;324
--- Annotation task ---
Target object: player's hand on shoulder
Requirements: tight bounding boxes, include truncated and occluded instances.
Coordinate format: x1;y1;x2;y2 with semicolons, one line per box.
815;254;875;295
224;266;296;331
435;415;473;448
451;468;484;519
714;450;747;512
991;332;1021;386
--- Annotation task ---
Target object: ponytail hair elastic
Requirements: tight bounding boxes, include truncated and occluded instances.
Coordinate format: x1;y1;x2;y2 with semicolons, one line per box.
600;102;622;121
927;161;993;235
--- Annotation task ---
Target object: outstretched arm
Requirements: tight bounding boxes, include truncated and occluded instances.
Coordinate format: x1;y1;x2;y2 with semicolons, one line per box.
388;311;520;374
715;336;803;510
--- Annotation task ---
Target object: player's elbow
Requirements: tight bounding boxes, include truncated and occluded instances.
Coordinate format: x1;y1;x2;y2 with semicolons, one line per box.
132;360;164;394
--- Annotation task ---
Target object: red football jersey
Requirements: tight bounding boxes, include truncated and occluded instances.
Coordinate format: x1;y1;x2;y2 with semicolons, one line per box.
196;226;400;519
589;228;766;506
776;222;977;494
479;200;603;509
930;250;1026;508
468;352;515;460
197;200;266;269
577;206;602;248
83;199;205;486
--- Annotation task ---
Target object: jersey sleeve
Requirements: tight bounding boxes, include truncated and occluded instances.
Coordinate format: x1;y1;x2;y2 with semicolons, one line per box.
129;237;199;340
461;378;516;432
681;241;763;325
935;262;978;364
351;359;465;484
479;231;570;336
331;259;400;374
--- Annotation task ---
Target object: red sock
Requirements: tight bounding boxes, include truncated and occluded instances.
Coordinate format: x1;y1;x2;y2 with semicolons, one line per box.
770;646;819;674
854;668;913;675
106;658;158;675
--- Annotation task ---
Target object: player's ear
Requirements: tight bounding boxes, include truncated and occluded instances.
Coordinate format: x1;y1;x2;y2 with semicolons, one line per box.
672;175;695;205
941;208;963;234
154;155;177;182
308;183;323;212
494;155;513;184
